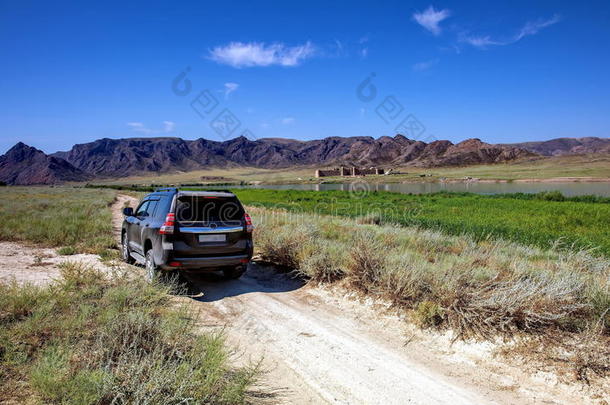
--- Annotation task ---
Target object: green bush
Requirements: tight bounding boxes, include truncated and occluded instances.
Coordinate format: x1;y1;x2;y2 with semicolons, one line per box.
57;246;76;255
535;190;566;201
413;301;444;328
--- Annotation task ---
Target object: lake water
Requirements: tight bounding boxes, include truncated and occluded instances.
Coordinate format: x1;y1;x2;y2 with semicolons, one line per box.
226;182;610;197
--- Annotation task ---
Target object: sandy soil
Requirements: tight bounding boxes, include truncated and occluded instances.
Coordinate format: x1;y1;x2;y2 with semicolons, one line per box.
0;193;605;404
184;266;604;405
0;242;113;286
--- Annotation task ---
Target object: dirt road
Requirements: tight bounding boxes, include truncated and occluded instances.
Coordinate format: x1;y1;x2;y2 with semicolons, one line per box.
103;195;609;403
186;266;598;405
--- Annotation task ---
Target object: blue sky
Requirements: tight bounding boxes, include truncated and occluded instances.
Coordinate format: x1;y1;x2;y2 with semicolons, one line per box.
1;0;610;154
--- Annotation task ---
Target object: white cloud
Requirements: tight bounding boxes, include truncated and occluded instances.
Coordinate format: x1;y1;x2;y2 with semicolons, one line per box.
162;121;175;132
413;6;451;36
126;122;147;132
223;82;239;99
358;35;369;58
412;58;439;71
208;41;316;68
333;39;346;56
281;117;295;125
514;14;561;41
462;14;561;49
127;121;175;135
461;35;504;48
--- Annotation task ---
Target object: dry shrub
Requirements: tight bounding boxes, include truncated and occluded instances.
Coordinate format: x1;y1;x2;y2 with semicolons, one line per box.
250;206;610;383
299;242;346;282
346;232;386;292
444;275;588;340
255;223;314;269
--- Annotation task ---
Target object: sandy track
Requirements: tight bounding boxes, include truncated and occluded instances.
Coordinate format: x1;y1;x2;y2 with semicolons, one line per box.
112;193;139;243
185;266;597;405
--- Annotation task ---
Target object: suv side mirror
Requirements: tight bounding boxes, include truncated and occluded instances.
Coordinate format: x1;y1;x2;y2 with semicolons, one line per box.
123;207;134;217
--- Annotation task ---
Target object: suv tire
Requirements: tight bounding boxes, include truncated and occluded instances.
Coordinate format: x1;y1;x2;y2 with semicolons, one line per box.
122;234;135;264
223;265;246;280
145;250;158;283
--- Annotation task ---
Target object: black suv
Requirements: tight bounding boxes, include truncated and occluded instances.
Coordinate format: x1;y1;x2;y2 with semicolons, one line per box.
121;188;253;281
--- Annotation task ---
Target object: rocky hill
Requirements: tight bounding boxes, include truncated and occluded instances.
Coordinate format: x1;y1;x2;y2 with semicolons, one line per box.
0;134;561;185
0;143;90;185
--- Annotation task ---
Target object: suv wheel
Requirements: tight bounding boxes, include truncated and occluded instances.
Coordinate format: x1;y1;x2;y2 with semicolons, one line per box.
223;265;246;280
122;235;135;264
145;250;158;283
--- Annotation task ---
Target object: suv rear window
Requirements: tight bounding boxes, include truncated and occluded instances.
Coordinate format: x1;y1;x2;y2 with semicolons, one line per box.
176;196;244;223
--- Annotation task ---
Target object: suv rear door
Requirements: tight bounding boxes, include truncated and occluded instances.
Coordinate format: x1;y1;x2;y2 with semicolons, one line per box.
172;193;249;257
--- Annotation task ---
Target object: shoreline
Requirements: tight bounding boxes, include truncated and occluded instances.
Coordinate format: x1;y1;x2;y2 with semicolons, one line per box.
312;176;610;185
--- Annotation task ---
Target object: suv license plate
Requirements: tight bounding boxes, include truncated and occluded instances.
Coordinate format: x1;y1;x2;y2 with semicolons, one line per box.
199;234;226;243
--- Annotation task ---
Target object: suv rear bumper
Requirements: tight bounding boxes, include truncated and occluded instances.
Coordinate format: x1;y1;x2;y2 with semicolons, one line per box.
159;253;251;271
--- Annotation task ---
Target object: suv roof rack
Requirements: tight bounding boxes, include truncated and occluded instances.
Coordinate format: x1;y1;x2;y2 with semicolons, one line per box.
154;187;178;192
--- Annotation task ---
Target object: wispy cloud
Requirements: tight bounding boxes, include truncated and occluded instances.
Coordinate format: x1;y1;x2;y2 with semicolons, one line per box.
281;117;295;125
223;82;239;99
462;14;561;49
126;121;175;135
514;14;561;41
413;6;451;36
333;39;347;57
359;35;369;59
412;58;439;71
208;41;316;68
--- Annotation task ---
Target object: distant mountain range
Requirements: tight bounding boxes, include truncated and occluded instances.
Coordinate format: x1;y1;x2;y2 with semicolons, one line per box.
1;135;608;185
503;137;610;156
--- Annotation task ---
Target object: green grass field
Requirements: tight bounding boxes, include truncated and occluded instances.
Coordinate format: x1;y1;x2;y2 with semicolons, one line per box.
234;189;610;256
0;187;117;254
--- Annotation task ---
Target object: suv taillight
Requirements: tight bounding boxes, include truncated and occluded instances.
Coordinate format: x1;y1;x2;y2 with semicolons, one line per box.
244;213;254;233
159;213;175;235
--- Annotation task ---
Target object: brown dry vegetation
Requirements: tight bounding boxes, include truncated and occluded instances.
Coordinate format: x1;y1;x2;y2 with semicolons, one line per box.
251;206;610;384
